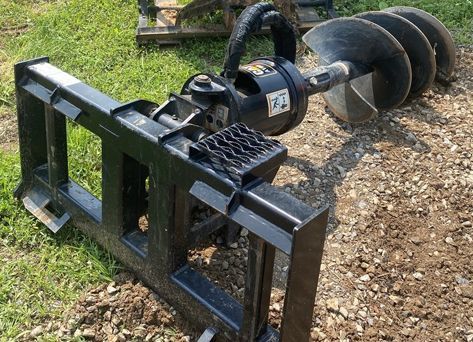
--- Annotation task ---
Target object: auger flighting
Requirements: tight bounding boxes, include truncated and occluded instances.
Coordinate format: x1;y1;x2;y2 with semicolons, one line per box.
302;6;455;123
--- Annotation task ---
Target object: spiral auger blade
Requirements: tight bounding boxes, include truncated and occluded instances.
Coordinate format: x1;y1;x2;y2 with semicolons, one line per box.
354;11;436;98
384;6;456;82
302;17;412;123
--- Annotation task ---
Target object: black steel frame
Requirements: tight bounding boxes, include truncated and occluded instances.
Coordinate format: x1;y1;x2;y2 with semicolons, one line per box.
14;57;328;341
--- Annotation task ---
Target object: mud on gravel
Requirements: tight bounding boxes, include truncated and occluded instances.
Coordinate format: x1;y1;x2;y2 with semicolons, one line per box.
28;47;472;341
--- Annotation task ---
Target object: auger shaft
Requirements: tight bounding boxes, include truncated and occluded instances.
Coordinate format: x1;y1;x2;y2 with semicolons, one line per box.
303;61;373;95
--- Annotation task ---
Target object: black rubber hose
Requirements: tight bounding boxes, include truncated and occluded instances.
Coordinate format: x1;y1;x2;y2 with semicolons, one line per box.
222;2;297;80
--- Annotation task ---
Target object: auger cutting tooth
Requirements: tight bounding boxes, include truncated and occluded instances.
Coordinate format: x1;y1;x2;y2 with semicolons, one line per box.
302;17;412;123
354;11;436;98
384;6;456;82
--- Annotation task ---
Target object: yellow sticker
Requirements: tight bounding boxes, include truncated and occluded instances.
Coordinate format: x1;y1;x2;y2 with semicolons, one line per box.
241;63;276;77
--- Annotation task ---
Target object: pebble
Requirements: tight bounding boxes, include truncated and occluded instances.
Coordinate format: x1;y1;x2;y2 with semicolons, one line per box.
196;256;203;267
461;286;473;299
107;285;118;295
456;276;470;285
30;326;43;338
82;328;95;338
336;165;346;178
326;298;339;312
389;295;403;304
339;307;349;319
240;228;249;237
236;276;245;287
406;133;417;142
393;283;402;292
401;328;411;336
413;272;424;280
359;274;371;282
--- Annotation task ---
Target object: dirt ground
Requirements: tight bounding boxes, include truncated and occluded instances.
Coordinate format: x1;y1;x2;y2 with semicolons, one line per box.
12;46;473;341
0;113;17;152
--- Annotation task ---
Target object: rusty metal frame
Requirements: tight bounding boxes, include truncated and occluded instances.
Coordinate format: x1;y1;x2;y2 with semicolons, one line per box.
136;0;337;45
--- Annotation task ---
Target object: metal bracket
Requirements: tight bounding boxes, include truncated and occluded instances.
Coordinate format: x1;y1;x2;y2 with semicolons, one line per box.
197;327;218;342
22;187;70;233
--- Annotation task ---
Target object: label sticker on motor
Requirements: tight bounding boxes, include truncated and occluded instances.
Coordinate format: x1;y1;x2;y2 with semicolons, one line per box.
267;88;291;117
241;63;276;77
206;104;229;131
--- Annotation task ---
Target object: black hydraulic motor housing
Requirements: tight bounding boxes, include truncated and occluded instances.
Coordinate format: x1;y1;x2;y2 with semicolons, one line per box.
147;2;308;136
234;57;308;135
182;56;308;136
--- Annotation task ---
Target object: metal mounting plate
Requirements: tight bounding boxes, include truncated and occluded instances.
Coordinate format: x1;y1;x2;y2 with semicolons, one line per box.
22;187;70;233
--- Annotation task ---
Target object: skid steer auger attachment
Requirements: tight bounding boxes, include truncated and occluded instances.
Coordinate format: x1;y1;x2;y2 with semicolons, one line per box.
14;57;328;341
15;3;455;340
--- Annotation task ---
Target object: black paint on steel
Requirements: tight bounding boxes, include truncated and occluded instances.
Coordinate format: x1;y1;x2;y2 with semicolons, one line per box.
177;57;309;136
302;17;412;123
384;6;456;82
354;11;436;98
14;58;328;341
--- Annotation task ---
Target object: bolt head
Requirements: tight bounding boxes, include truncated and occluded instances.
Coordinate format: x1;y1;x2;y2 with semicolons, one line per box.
194;74;211;86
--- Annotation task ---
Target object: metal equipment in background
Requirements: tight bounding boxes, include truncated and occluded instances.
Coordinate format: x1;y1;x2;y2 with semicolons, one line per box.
136;0;338;45
15;3;454;341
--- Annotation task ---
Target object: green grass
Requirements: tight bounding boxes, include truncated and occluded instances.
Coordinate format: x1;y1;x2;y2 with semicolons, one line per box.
0;0;471;339
0;153;119;338
67;124;102;198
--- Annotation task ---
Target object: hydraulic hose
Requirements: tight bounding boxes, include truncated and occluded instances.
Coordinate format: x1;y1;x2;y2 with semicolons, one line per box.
222;2;297;81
